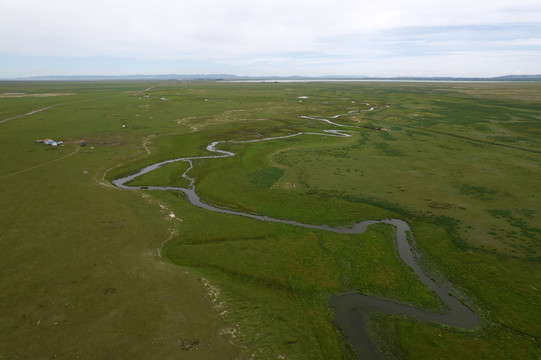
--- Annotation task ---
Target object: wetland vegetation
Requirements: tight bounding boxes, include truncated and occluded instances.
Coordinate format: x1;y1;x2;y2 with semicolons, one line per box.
0;80;539;359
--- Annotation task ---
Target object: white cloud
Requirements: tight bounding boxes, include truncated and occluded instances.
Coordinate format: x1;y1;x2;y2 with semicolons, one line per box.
507;37;541;46
1;0;540;76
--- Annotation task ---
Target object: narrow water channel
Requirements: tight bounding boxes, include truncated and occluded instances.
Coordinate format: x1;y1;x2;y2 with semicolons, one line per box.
112;113;480;359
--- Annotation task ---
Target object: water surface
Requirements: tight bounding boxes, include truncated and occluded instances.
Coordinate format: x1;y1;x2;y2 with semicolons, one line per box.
113;112;480;359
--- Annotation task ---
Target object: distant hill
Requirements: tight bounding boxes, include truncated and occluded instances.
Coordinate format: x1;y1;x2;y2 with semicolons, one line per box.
492;75;541;81
2;74;541;81
4;74;242;81
363;75;541;82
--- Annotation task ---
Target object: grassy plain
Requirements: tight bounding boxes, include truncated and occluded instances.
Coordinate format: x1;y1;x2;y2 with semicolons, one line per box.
0;80;540;359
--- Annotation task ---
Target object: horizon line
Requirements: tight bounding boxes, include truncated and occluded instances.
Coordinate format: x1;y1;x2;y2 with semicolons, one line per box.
2;73;541;81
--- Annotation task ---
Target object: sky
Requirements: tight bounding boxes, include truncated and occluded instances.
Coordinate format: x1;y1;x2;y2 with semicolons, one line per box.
1;0;540;78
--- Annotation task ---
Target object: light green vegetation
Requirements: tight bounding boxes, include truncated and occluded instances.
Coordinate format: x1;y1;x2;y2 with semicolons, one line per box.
126;160;192;188
0;82;242;359
1;81;539;359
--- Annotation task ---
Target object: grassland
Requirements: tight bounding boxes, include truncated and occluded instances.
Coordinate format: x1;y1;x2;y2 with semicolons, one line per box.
0;80;539;359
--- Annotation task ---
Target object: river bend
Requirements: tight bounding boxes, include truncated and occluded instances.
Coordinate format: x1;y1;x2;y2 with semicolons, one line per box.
112;112;480;359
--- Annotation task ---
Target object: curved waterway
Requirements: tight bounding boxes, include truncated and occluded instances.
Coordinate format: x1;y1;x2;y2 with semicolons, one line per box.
113;112;480;359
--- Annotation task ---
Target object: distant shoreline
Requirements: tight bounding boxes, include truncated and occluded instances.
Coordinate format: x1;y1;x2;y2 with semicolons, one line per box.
221;79;525;83
2;74;540;82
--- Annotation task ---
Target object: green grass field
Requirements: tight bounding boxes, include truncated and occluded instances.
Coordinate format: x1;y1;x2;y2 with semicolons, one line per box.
1;80;539;359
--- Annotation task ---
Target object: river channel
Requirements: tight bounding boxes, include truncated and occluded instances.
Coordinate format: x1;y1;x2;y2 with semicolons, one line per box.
112;111;480;359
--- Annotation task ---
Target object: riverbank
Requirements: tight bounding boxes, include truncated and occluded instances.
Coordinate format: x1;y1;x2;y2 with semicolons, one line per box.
112;113;481;359
2;80;539;359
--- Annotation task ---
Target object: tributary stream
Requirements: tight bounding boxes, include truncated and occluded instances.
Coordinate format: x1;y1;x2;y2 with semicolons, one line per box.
113;112;480;359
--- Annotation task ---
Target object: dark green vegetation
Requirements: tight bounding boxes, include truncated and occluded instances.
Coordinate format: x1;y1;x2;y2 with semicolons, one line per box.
1;81;540;359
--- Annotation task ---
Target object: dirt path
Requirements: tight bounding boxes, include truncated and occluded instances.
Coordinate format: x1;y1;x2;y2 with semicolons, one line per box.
1;83;157;126
112;110;482;360
142;135;156;155
99;160;130;189
0;145;80;181
0;106;57;124
136;84;159;94
99;135;157;188
0;96;107;125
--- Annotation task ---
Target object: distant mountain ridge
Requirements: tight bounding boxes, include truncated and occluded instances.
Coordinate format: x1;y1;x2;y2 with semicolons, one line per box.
3;74;541;81
4;74;242;81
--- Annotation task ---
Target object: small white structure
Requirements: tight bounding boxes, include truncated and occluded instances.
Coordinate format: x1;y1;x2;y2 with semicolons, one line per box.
37;138;63;146
40;138;58;146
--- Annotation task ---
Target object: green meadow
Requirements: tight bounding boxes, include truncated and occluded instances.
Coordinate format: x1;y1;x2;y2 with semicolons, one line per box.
0;81;539;359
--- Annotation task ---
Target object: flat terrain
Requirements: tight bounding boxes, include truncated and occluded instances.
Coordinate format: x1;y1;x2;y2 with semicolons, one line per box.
0;81;539;359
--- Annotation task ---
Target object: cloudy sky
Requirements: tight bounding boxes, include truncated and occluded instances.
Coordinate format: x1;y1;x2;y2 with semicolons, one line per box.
1;0;540;78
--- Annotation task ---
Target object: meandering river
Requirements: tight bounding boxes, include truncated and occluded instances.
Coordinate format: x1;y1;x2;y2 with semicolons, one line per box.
113;110;480;359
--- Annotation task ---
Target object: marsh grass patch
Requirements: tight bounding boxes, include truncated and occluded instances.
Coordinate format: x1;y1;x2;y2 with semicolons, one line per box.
2;80;540;360
247;166;285;188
